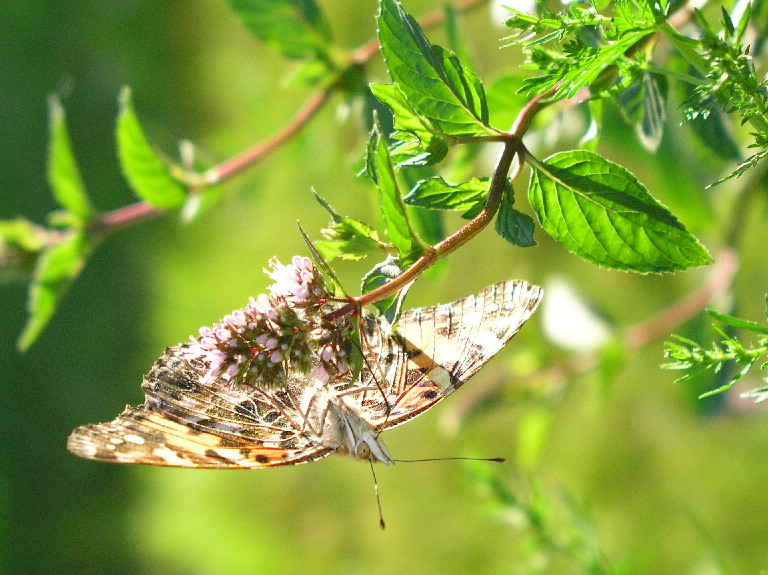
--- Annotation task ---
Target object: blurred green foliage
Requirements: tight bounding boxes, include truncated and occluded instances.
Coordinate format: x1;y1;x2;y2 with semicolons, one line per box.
2;1;768;574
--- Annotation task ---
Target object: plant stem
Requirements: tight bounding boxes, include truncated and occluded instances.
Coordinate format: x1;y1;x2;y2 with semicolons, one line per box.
353;136;521;309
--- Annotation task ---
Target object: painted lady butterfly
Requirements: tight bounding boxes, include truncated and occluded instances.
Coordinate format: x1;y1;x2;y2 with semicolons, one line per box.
67;280;542;468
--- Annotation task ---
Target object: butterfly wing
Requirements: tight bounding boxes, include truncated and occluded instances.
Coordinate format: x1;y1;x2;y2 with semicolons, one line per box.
346;280;542;430
67;345;336;468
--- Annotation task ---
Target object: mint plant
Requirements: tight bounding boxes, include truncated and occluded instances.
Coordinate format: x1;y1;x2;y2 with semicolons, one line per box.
6;0;768;572
4;0;729;351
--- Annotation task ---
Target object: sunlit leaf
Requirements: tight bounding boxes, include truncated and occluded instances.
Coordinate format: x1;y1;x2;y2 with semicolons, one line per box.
47;96;92;222
404;176;489;215
229;0;332;60
365;117;424;266
116;87;186;210
707;310;768;335
377;0;493;137
528;150;712;272
18;231;91;351
369;83;449;166
313;193;383;261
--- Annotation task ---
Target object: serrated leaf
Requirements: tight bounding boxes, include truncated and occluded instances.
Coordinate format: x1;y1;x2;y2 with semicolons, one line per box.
116;87;186;210
47;96;92;222
229;0;332;60
528;150;712;272
369;83;449;166
496;195;536;248
377;0;494;137
313;193;383;262
707;310;768;336
17;232;91;351
404;176;488;215
366;117;425;266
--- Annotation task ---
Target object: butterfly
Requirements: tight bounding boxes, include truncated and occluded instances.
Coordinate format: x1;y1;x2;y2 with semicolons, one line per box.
67;280;542;468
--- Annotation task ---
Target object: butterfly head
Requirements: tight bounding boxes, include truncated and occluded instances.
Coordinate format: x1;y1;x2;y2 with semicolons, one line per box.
352;435;394;465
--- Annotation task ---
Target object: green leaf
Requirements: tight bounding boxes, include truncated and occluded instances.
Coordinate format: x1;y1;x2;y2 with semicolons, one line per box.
0;218;47;253
365;117;425;266
377;0;494;137
369;83;449;166
528;150;712;272
707;310;768;336
312;193;383;262
229;0;332;60
495;194;536;248
47;96;92;222
404;176;488;215
0;218;48;283
17;231;91;351
116;87;187;210
361;256;409;320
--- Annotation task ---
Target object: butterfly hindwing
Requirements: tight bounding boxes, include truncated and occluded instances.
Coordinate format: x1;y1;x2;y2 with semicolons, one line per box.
350;280;542;430
67;346;336;468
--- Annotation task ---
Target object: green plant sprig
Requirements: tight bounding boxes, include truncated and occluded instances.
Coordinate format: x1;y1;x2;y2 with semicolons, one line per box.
663;300;768;400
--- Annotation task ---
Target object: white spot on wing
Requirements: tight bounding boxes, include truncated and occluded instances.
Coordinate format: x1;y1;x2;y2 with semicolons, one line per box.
427;366;452;391
152;447;189;466
123;434;146;445
214;448;245;463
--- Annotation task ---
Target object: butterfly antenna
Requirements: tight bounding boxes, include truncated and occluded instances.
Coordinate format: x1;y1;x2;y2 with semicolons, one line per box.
393;457;506;463
354;315;394;425
369;459;386;530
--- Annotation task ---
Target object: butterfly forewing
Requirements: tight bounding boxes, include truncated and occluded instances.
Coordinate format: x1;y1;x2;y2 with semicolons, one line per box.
350;280;542;430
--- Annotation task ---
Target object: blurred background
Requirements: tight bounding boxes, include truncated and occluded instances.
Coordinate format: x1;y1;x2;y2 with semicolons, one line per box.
2;1;768;573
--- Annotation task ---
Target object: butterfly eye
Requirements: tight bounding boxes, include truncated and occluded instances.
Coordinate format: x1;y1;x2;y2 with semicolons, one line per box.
356;442;372;460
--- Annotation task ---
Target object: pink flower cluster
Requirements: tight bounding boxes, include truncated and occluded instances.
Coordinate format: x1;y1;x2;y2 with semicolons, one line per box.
187;256;353;388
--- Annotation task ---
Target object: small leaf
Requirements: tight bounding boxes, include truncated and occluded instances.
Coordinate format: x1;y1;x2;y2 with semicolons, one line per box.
365;116;425;267
313;193;383;261
708;149;767;188
0;218;47;253
377;0;494;137
47;96;92;222
229;0;332;60
404;176;489;215
369;83;449;166
528;150;712;272
495;197;536;248
18;231;91;351
0;218;49;283
116;87;186;210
